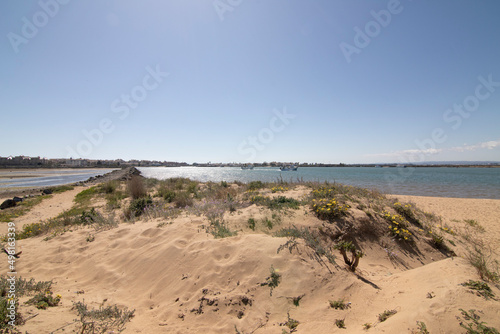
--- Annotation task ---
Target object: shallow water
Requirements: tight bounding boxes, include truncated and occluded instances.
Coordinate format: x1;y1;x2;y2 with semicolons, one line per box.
0;169;116;189
138;166;500;199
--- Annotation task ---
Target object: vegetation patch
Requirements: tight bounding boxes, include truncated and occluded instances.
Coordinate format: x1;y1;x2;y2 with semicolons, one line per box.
461;280;495;299
329;299;351;310
247;181;265;191
466;246;499;283
0;196;47;222
382;210;413;242
26;291;61;309
125;196;153;219
209;219;237;239
261;265;281;296
127;176;147;199
335;318;346;329
0;277;56;329
311;198;350;221
271;185;289;193
412;321;430;334
247;217;256;230
458;309;499;334
50;184;75;193
280;313;299;333
74;186;99;206
378;309;397;322
15;207;117;240
276;226;336;265
73;300;135;334
334;241;364;272
251;195;300;210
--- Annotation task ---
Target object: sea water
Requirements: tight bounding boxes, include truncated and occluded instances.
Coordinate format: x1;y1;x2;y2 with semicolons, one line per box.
138;166;500;199
0;169;116;189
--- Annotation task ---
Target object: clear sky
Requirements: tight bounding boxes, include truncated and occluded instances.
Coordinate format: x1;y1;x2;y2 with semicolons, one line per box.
1;0;499;164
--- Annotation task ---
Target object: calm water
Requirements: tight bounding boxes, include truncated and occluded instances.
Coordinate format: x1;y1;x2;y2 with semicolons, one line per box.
138;166;500;199
0;169;116;189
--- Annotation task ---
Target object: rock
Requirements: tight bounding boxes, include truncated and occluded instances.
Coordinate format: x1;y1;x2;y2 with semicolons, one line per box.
0;199;16;210
42;189;53;195
12;197;23;203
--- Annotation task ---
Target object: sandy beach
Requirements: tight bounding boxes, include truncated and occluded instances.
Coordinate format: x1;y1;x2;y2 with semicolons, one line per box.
0;176;499;333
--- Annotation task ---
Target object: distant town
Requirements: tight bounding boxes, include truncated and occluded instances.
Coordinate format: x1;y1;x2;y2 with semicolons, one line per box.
1;155;499;169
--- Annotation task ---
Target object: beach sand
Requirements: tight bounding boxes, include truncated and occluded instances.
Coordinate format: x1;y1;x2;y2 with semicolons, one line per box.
1;184;499;333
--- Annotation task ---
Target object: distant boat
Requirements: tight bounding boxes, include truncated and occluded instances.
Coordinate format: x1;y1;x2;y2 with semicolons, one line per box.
280;165;298;171
241;164;254;170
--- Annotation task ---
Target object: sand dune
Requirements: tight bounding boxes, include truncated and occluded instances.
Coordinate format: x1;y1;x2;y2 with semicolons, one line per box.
1;183;499;333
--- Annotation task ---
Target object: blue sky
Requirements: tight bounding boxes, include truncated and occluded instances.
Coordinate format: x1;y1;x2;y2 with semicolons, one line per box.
1;0;499;164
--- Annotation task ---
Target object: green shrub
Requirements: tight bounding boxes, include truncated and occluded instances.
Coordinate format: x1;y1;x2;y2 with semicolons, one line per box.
281;313;299;332
378;309;397;322
329;299;350;310
0;277;53;297
461;280;495;299
0;276;55;329
334;241;364;272
51;184;75;193
311;198;350;220
127;176;146;199
106;190;127;209
74;187;99;205
247;218;256;230
268;196;300;210
260;265;281;296
209;220;236;238
0;296;22;328
127;197;152;218
247;181;265;191
26;291;61;309
382;210;413;242
187;181;198;194
415;321;429;334
100;181;118;194
335;319;346;329
250;195;300;210
162;189;176;203
173;191;193;208
263;217;273;230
